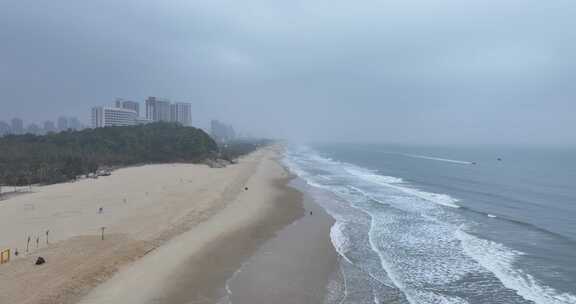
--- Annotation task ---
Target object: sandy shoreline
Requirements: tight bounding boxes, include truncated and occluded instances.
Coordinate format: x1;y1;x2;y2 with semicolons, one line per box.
78;151;308;304
0;146;338;304
0;147;266;303
225;179;338;303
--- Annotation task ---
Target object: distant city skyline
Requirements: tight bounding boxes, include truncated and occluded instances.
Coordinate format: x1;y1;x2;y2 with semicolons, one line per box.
91;97;193;128
0;98;239;139
1;96;233;137
0;115;85;136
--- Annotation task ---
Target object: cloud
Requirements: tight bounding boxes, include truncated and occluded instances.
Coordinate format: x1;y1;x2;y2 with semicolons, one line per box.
0;0;575;144
436;46;555;74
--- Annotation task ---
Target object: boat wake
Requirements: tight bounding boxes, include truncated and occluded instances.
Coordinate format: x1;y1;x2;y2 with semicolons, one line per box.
403;154;474;165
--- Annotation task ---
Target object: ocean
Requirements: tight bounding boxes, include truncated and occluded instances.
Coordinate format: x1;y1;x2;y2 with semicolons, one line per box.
282;143;576;304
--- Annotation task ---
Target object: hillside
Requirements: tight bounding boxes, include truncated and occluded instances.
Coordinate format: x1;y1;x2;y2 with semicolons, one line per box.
0;122;218;185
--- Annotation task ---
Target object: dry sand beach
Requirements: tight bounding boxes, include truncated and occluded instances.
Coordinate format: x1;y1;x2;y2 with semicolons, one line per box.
0;146;337;304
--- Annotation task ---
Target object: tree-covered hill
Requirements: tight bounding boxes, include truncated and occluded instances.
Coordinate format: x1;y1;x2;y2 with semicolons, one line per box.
0;122;218;185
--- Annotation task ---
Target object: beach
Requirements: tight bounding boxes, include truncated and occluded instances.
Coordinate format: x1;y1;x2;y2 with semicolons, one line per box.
225;183;338;304
0;146;338;304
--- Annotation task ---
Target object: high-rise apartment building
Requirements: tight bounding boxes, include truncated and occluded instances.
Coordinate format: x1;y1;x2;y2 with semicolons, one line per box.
170;102;192;126
11;118;24;135
145;97;170;122
115;99;140;116
92;107;137;128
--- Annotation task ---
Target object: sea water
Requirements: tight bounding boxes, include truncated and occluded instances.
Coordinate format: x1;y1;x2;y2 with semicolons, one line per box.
283;143;576;304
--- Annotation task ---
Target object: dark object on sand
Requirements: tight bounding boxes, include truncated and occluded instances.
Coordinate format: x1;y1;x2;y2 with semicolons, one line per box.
245;187;248;191
35;256;46;265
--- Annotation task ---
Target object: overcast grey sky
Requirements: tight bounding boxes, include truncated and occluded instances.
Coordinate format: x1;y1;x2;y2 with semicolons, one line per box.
1;0;575;144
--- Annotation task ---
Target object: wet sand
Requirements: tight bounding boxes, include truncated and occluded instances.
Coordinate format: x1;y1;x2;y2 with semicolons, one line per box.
225;181;338;304
134;177;307;304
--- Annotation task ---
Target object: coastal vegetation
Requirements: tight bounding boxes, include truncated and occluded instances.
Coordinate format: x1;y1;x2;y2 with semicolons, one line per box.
0;122;218;186
219;139;273;162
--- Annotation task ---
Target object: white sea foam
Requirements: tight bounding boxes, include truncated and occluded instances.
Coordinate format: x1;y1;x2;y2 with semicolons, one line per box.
365;208;474;304
457;229;576;304
487;214;497;218
394;186;460;208
282;146;477;303
330;221;353;264
344;167;404;184
344;165;460;208
403;154;474;165
220;260;250;304
285;147;460;210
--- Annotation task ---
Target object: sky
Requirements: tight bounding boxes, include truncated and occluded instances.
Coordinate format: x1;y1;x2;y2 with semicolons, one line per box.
1;0;575;145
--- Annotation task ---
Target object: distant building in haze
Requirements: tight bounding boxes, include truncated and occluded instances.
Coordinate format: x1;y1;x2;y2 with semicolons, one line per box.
90;97;191;128
0;121;11;136
91;107;137;128
43;121;56;133
210;120;236;143
170;102;192;126
26;123;41;135
135;116;153;125
145;97;170;122
68;117;81;130
115;99;140;116
57;116;68;131
11;118;24;135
